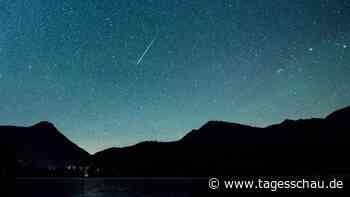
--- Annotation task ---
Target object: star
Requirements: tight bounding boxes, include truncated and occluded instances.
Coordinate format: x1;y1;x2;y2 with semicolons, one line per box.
308;47;314;52
343;44;348;49
276;68;285;74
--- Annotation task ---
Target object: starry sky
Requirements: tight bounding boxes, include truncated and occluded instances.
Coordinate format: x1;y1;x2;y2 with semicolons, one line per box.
1;0;350;153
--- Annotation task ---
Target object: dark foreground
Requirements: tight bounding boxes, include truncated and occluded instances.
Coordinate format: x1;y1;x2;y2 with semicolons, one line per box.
14;178;209;197
1;177;347;197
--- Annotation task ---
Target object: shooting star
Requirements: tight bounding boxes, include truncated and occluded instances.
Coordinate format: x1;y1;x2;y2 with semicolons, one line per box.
136;36;157;65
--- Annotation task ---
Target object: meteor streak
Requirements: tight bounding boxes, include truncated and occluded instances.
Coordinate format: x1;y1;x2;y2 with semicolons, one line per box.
136;36;157;65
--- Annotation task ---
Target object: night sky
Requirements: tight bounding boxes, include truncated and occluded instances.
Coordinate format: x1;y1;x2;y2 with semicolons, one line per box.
1;0;350;153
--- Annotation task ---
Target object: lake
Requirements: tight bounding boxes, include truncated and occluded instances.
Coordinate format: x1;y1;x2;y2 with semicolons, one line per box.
15;178;210;197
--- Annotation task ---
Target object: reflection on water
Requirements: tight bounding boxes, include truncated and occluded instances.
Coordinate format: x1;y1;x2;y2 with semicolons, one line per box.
16;178;206;197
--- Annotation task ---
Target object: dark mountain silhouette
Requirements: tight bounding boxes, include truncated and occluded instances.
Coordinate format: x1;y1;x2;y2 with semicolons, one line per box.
0;121;90;175
89;106;350;177
1;106;350;178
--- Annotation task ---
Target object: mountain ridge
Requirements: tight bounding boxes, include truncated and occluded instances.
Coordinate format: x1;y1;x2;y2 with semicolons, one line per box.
0;121;90;168
89;105;350;176
1;105;350;177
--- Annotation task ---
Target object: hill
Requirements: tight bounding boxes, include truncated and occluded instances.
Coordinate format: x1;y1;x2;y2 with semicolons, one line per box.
0;121;90;176
90;106;350;176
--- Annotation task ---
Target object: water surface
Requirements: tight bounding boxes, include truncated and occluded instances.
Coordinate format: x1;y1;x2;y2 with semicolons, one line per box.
16;178;208;197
